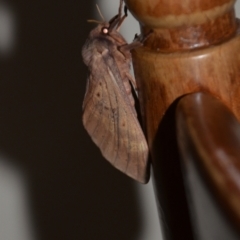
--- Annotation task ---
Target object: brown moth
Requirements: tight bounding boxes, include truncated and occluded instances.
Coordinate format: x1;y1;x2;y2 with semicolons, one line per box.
82;0;149;183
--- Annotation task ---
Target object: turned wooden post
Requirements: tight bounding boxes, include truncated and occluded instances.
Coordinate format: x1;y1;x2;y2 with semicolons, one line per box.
125;0;240;239
125;0;239;145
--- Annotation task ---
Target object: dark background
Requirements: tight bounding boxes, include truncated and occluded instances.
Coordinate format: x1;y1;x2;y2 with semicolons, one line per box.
0;1;143;239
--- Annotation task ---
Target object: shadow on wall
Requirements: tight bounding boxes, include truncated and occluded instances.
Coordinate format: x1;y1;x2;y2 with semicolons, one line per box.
0;1;142;239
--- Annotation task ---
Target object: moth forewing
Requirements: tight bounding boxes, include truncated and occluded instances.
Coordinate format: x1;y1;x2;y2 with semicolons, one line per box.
82;63;149;183
82;0;150;183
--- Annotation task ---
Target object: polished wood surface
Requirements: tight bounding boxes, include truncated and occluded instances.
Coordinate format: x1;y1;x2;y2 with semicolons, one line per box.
177;93;240;233
132;32;240;147
125;0;240;148
125;0;236;51
125;0;235;20
149;98;195;239
124;0;240;239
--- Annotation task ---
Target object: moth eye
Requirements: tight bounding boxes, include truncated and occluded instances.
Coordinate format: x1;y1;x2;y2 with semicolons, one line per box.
102;27;109;34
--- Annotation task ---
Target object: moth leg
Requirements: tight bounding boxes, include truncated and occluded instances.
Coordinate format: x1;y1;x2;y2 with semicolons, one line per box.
108;9;125;31
125;72;137;90
116;6;128;31
119;30;153;53
109;0;124;30
119;41;142;53
134;30;153;43
118;0;124;17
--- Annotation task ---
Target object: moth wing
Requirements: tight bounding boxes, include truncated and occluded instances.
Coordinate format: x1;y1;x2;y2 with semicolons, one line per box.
83;51;149;183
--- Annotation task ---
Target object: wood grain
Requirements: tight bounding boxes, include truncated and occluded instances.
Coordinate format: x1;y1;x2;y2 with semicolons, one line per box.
177;92;240;231
125;0;235;27
124;0;240;237
132;30;240;148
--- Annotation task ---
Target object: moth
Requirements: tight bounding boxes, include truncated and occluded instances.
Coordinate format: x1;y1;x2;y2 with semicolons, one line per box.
82;0;149;183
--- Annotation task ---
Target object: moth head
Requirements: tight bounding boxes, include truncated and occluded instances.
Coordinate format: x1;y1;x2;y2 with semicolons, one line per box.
87;3;127;38
85;22;110;40
87;4;112;36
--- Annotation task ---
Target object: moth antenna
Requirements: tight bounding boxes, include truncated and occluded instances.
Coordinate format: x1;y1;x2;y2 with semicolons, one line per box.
87;19;102;24
96;4;105;21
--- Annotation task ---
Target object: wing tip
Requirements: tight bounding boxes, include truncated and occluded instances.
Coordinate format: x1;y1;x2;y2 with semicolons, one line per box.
116;154;150;184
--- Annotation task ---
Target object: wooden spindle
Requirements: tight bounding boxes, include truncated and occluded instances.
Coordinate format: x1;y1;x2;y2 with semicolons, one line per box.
124;0;240;239
125;0;240;147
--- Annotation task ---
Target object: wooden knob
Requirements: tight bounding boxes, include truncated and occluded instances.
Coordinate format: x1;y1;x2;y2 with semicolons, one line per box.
125;0;237;51
125;0;235;28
